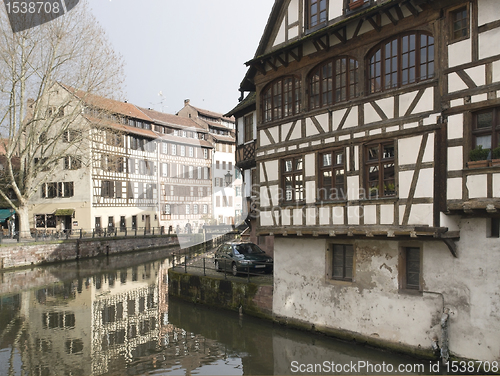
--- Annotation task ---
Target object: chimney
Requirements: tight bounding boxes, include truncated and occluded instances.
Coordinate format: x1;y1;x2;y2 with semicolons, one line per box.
184;99;190;106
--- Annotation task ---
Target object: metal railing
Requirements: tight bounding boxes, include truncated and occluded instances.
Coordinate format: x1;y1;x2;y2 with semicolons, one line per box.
0;226;177;244
171;232;273;283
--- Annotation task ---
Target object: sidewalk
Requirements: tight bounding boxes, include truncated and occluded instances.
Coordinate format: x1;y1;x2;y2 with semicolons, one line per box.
172;250;273;285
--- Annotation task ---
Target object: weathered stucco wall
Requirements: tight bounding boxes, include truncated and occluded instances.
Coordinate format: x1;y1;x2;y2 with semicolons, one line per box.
272;219;500;362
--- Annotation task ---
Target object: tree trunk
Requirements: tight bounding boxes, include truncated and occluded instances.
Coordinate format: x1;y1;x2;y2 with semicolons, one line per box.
18;205;30;239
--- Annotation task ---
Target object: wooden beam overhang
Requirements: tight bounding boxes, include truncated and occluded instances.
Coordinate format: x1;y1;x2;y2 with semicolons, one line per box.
245;0;424;74
447;199;500;214
257;225;458;257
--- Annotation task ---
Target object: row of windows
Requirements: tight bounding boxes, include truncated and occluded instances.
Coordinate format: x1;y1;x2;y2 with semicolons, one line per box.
215;161;233;170
40;182;74;198
215;195;234;208
262;31;434;123
164;204;209;215
282;141;395;203
330;244;420;290
161;185;211;198
101;181;156;199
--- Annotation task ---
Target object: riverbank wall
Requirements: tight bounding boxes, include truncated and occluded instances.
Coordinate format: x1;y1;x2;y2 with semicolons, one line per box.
0;235;178;270
168;269;273;320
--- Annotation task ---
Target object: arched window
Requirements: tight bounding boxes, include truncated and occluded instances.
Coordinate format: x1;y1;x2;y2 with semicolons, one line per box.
310;57;359;110
368;32;434;93
262;76;301;123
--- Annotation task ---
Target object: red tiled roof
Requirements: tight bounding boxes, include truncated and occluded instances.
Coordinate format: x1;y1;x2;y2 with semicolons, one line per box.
138;107;206;131
211;134;235;143
83;115;157;139
64;86;153;122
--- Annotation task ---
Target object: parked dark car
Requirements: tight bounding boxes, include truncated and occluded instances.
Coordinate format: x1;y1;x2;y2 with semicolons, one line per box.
214;241;273;276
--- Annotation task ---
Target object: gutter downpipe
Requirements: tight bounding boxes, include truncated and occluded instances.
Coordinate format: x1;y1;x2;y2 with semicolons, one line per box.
422;290;449;364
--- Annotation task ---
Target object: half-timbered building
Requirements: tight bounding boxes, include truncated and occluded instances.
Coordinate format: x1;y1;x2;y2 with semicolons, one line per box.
235;0;500;362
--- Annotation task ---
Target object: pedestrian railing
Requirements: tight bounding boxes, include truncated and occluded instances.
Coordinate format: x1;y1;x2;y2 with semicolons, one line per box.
0;226;179;244
171;232;273;283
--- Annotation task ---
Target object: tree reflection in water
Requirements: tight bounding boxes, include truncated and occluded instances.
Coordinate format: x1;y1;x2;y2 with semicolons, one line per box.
0;253;429;375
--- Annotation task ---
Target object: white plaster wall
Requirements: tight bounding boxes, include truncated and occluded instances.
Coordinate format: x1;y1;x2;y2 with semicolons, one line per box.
332;206;343;225
268;127;279;145
306;207;317;225
306;181;315;204
398;136;421;165
273;19;286;47
448;72;468;93
260;186;270;207
493;60;500;84
448;146;463;171
398;170;413;199
414;169;434;198
260;130;271;147
305;153;315;177
447;114;464;140
493;173;500;197
447;178;462;200
347;206;360;225
329;0;342;20
273;223;500;361
281;122;292;142
319;207;330;225
363;205;377;225
467;174;488;198
411;87;434;114
282;209;291;226
479;28;500;59
478;0;499;25
407;204;433;226
293;208;303;226
465;66;485;87
448;39;472;68
260;210;274;226
288;0;299;23
289;122;302;140
380;204;394;225
265;160;279;182
347;176;360;200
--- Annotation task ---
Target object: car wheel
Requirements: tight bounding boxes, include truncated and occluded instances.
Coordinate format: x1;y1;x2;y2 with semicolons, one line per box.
232;263;238;276
215;260;220;272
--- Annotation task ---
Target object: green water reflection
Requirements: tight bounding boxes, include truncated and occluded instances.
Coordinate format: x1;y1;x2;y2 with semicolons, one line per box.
0;253;438;375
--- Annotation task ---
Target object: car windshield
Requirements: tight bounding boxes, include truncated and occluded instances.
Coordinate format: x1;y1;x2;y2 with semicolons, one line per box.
233;244;265;255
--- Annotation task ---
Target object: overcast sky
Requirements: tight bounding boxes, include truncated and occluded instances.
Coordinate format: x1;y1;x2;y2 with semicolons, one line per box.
86;0;274;116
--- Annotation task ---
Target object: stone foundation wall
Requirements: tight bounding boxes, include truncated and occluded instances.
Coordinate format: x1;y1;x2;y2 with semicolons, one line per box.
0;236;178;270
168;269;273;320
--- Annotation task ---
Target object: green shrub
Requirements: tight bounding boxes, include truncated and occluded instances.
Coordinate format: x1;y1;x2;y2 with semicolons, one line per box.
469;145;490;161
492;146;500;159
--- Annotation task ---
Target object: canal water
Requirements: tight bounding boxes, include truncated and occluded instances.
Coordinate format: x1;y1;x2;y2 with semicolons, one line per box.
0;250;441;375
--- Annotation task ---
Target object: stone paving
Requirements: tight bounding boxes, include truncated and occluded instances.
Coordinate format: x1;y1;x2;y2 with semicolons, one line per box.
171;250;273;285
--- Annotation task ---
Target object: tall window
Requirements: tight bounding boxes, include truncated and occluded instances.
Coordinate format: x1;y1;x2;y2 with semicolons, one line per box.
365;142;396;198
404;247;421;290
450;6;469;42
472;108;500;157
368;32;434;93
310;57;359;110
282;157;304;202
332;244;353;281
318;149;345;200
308;0;327;29
244;114;254;142
262;76;301;123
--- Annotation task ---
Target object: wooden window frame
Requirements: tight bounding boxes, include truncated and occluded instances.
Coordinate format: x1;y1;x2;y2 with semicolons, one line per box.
262;76;301;123
307;0;328;30
329;244;354;282
448;4;470;44
244;114;254;143
317;149;346;201
281;156;305;203
364;141;396;199
399;246;422;291
310;56;359;110
471;107;500;157
368;32;435;94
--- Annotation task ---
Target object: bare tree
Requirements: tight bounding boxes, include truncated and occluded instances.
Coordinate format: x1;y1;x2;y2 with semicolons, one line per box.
0;1;124;236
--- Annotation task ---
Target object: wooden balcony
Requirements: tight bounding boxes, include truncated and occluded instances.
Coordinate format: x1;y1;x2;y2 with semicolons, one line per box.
235;141;256;169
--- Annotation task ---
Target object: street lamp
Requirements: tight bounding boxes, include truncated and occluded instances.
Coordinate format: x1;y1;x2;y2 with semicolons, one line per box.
224;171;232;187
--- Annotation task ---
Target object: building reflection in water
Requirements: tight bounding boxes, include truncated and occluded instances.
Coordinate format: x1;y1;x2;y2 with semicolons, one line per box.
0;256;428;376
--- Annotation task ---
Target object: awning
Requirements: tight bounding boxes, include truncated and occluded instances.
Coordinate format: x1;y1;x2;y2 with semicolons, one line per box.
0;209;15;222
54;209;75;216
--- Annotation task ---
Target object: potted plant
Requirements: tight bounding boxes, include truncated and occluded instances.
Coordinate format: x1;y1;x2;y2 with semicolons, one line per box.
491;146;500;166
468;145;490;168
348;0;365;10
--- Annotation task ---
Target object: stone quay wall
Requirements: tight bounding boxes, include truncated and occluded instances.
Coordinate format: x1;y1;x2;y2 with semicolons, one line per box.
0;235;178;270
168;269;273;320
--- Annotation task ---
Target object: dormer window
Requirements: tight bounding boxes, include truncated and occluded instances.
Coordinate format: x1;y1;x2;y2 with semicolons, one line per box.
307;0;327;29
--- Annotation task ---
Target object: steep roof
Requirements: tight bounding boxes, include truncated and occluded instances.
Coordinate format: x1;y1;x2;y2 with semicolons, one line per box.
64;85;153;122
138;107;206;131
184;104;235;123
225;92;256;118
